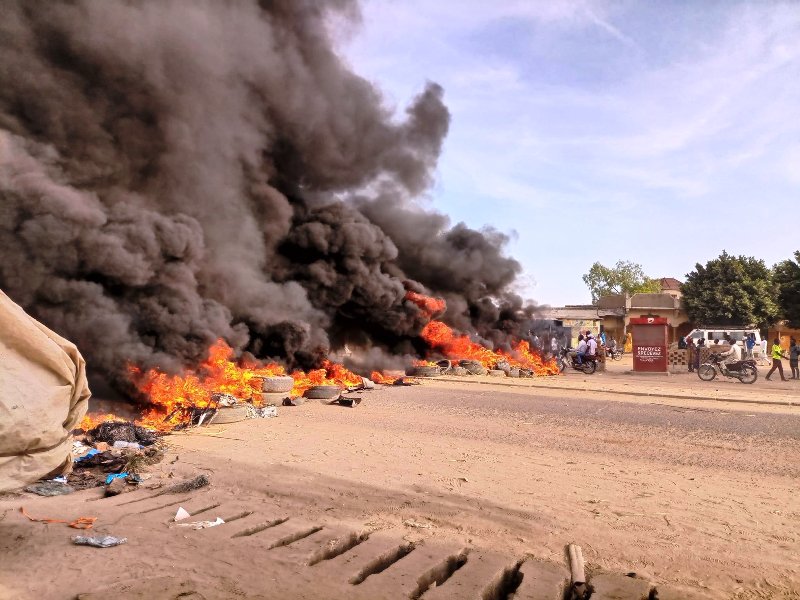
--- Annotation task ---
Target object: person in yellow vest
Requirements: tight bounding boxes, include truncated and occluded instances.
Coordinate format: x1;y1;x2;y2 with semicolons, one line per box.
624;332;632;353
765;338;788;381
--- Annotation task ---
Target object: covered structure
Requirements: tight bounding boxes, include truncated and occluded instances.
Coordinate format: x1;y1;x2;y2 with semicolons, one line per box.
0;290;90;492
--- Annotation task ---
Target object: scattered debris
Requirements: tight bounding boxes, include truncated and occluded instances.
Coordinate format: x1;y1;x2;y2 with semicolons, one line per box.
72;535;127;548
24;481;74;496
156;474;210;497
20;507;96;529
174;507;191;522
74;449;100;463
210;392;240;406
104;472;129;485
337;396;362;407
112;441;141;450
174;517;224;530
104;478;133;497
245;404;278;419
282;397;306;407
87;421;158;446
393;377;421;386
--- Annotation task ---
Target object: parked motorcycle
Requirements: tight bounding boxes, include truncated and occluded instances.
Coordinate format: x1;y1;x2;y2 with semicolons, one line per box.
605;346;624;361
558;348;597;374
697;353;758;384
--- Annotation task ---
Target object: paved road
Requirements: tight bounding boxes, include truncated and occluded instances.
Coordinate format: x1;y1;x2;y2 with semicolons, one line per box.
403;384;800;440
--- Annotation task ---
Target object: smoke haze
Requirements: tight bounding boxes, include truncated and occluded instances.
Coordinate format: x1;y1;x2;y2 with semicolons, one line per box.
0;0;532;390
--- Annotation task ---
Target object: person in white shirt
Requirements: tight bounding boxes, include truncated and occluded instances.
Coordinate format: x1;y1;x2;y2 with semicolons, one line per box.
719;340;742;369
585;334;598;360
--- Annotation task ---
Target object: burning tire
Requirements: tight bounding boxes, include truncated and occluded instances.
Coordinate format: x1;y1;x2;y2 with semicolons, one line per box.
459;360;487;375
303;385;342;400
507;367;520;378
406;365;442;377
518;368;533;378
209;405;249;424
435;359;452;371
261;391;289;405
488;369;506;377
261;376;295;393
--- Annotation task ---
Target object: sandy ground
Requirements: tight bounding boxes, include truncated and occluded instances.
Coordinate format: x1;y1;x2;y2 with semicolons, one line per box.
1;370;799;599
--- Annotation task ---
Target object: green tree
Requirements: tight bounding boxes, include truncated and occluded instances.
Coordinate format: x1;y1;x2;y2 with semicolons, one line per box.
682;251;779;329
582;260;661;304
774;251;800;326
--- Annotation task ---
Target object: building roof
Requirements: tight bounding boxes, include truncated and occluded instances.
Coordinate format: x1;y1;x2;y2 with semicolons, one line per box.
659;277;682;291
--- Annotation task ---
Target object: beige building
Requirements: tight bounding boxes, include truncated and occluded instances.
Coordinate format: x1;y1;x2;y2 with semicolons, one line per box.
597;278;691;344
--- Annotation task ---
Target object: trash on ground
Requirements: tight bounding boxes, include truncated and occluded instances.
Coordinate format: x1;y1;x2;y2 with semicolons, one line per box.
156;474;210;496
105;472;129;485
337;396;362;407
24;481;75;496
245;404;278;419
112;441;141;450
87;421;158;446
20;507;96;529
72;535;127;548
74;448;100;463
174;517;224;530
174;507;191;521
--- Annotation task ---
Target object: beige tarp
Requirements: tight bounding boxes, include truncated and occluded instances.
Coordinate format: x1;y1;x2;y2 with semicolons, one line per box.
0;289;90;492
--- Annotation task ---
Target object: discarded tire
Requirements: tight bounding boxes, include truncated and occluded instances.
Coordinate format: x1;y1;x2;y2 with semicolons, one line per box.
302;385;342;400
518;368;533;378
435;359;452;371
406;366;442;377
507;367;520;378
444;366;469;376
208;405;249;424
261;391;289;405
494;360;511;372
261;376;295;393
459;360;487;375
488;369;506;377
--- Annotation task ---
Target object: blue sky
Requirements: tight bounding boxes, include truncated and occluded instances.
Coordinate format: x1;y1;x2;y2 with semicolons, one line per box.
339;1;800;306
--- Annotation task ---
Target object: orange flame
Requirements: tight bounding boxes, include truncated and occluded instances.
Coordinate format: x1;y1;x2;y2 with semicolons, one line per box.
421;321;559;376
90;339;367;430
370;371;397;384
405;290;446;319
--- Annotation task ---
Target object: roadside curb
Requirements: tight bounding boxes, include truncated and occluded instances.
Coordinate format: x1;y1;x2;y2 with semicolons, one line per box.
426;376;800;408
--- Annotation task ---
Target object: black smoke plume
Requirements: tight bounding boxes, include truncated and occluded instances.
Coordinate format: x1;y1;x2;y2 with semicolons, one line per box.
0;0;532;393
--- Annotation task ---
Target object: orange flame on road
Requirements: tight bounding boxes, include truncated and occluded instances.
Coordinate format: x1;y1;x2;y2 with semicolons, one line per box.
421;321;559;376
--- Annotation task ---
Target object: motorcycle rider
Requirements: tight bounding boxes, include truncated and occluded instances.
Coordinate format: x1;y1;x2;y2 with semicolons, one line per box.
585;333;598;364
718;338;742;371
573;334;586;365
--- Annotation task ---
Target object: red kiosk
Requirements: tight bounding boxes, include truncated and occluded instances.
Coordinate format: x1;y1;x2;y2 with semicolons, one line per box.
630;316;668;373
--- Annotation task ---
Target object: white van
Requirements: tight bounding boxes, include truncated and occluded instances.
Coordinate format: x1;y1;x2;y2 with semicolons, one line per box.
685;328;763;354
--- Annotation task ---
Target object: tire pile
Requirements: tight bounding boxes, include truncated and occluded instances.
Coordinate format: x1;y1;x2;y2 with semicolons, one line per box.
405;359;535;378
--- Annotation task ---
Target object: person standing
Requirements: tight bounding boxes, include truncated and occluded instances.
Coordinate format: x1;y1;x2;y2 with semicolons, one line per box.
687;337;696;372
790;337;800;380
551;336;559;356
765;338;788;381
745;333;756;359
694;338;705;373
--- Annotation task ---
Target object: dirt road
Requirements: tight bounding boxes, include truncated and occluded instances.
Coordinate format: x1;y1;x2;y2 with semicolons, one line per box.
1;380;798;599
